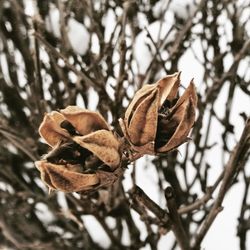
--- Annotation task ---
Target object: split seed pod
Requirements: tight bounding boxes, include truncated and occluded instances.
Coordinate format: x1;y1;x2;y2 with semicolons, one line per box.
36;106;121;192
119;72;197;155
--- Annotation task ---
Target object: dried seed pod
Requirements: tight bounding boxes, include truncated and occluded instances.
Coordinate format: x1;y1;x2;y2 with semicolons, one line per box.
119;72;197;155
36;106;122;193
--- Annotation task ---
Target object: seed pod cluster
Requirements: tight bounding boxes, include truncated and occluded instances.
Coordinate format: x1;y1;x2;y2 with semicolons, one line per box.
36;73;197;193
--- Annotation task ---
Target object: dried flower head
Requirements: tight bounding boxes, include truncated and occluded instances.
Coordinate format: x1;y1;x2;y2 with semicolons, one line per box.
36;106;122;192
119;72;197;155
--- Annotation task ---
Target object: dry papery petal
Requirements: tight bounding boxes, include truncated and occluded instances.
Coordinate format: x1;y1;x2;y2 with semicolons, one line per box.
39;111;70;147
36;161;99;192
158;81;197;153
157;72;180;105
36;161;55;189
124;84;156;123
73;130;121;170
60;106;110;135
127;88;159;146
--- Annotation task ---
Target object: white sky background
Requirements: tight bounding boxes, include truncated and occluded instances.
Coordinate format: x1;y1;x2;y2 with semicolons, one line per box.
17;0;250;249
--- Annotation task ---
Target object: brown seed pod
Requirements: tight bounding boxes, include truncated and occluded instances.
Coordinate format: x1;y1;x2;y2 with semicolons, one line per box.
119;72;197;155
36;106;122;193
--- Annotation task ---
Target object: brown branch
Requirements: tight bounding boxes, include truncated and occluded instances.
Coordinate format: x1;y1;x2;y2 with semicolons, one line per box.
114;1;128;113
178;170;224;214
167;0;206;59
33;18;45;114
33;32;109;100
129;185;170;227
206;38;250;103
192;118;250;249
57;0;71;52
165;186;191;250
237;169;250;250
0;128;38;161
144;26;169;74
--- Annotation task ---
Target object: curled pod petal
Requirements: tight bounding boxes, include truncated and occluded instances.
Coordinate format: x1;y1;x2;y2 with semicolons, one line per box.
157;72;180;106
73;130;121;170
173;79;197;109
127;88;159;146
157;80;197;152
124;84;156;123
60;106;110;135
158;96;196;153
39;111;70;147
36;161;99;192
36;161;56;190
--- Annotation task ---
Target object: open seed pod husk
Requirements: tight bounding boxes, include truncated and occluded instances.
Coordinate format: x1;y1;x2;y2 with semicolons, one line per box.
36;106;122;193
119;72;197;155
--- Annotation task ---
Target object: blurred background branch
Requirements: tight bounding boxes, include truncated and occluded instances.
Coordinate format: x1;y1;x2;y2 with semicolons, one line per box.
0;0;249;249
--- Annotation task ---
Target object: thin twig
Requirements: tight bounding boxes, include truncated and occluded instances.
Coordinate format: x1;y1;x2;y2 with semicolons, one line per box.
34;32;109;100
165;186;191;250
129;185;170;227
178;171;224;214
